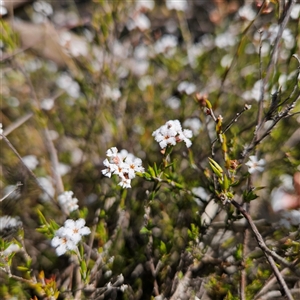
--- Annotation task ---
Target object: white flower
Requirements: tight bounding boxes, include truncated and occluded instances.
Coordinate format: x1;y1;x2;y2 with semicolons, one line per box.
64;218;91;244
51;233;77;256
245;155;265;174
152;120;193;149
58;191;79;214
106;147;119;158
166;0;188;11
118;177;132;189
51;218;91;256
102;147;144;188
0;123;3;135
102;159;117;178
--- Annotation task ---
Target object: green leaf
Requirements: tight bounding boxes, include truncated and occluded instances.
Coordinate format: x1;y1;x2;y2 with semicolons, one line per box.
140;227;150;235
208;158;223;178
159;241;167;255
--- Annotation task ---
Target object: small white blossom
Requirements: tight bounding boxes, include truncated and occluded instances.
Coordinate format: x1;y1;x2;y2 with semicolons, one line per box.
51;233;77;256
51;219;91;256
102;147;144;189
152;120;193;149
245;155;265;174
58;191;79;214
64;218;91;244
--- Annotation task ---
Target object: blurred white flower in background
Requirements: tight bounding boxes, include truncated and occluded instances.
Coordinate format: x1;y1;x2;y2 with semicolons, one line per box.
136;0;155;11
138;76;152;91
166;0;188;11
22;155;39;170
103;85;122;102
41;98;55;110
56;73;80;99
154;35;178;57
134;44;149;60
165;96;181;110
33;0;53;16
59;31;88;57
38;177;55;202
215;31;236;48
58;191;79;214
58;163;71;176
0;216;22;231
238;4;256;21
245;155;265;174
290;4;300;19
177;81;196;95
32;0;53;23
0;0;7;16
127;13;151;31
0;123;3;135
183;118;202;135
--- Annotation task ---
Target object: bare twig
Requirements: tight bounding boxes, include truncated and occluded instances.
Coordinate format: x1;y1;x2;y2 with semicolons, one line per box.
231;199;293;300
2;113;33;136
42;128;64;195
254;259;300;300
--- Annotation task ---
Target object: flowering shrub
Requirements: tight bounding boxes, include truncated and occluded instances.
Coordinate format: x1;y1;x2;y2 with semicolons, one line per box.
0;1;300;300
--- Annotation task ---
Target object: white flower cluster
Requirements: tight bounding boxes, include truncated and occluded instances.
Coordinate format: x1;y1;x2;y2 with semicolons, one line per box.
166;0;188;11
102;147;145;189
152;120;193;149
58;191;79;214
51;219;91;256
245;155;265;174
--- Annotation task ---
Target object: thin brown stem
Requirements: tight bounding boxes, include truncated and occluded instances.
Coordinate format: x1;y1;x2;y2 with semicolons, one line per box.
231;199;293;300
